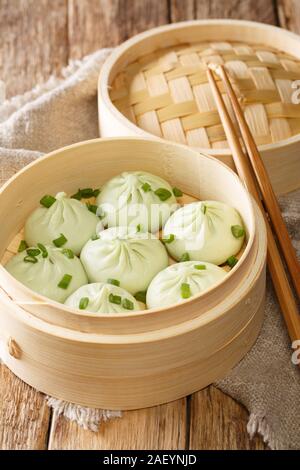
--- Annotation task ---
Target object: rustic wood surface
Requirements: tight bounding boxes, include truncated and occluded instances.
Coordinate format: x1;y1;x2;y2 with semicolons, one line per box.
0;0;296;450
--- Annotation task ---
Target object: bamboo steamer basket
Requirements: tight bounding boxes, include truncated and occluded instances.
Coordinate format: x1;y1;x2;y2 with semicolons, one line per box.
0;137;267;410
98;19;300;195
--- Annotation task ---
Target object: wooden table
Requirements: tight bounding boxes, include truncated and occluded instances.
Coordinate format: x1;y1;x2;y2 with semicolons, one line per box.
0;0;298;450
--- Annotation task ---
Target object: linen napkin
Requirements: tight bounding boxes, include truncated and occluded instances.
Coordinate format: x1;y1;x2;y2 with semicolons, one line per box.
0;49;299;450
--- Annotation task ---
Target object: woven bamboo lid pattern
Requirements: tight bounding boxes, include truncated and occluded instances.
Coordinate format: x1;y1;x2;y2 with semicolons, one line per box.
110;41;300;149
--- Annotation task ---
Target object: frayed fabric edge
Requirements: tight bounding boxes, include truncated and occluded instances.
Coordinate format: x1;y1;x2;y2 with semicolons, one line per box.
46;397;122;432
247;413;280;450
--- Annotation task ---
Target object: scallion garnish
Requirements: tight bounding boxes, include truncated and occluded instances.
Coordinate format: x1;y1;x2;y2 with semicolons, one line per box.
86;202;98;214
122;298;134;310
194;264;206;270
231;225;245;238
107;279;120;287
79;297;89;310
80;188;95;198
181;283;191;299
173;187;183;197
18;240;28;252
108;293;122;305
227;255;238;268
24;255;38;264
26;248;41;257
53;233;67;247
71;190;82;200
57;274;72;289
134;291;147;303
180;252;190;262
62;248;74;259
141;182;152;192
71;188;100;200
162;234;175;244
40;194;56;208
154;188;172;201
37;243;48;258
201;203;207;214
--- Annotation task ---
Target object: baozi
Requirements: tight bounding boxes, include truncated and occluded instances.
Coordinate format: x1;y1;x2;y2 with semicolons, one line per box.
25;192;100;255
5;244;88;303
96;171;178;233
146;261;227;309
162;201;245;265
65;282;140;314
80;226;169;294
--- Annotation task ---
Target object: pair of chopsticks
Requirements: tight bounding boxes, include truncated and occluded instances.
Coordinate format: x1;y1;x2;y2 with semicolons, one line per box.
206;66;300;347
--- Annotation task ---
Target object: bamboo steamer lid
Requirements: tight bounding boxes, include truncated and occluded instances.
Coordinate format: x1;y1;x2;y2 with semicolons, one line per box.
111;41;300;148
99;20;300;195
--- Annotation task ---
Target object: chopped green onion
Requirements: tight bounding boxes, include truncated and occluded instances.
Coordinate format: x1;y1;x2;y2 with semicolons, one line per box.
194;264;206;270
180;252;190;262
227;255;238;268
53;233;67;247
71;188;100;200
162;234;175;244
26;248;41;257
37;243;48;258
201;203;207;214
141;182;152;192
122;298;134;310
79;297;89;310
181;282;191;299
136;224;141;232
86;202;98;214
57;274;72;289
108;293;121;305
91;234;99;241
62;248;74;259
173;187;183;197
71;190;82;200
40;194;56;208
154;188;172;201
231;225;245;238
107;278;120;287
80;188;95;198
134;291;147;303
24;255;38;264
18;240;28;252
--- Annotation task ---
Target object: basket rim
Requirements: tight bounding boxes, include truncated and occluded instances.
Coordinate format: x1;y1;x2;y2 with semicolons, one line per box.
98;18;300;155
0;136;259;324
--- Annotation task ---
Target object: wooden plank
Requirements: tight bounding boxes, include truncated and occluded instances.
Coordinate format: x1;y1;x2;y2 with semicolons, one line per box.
0;364;51;449
0;0;68;98
48;399;186;449
277;0;300;33
170;0;277;24
67;0;169;59
189;387;267;450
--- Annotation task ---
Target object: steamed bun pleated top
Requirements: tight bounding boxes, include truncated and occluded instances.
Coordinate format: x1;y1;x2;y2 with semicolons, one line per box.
80;226;169;295
5;244;88;303
147;261;227;309
25;192;99;255
65;282;140;314
162;200;245;265
96;171;177;233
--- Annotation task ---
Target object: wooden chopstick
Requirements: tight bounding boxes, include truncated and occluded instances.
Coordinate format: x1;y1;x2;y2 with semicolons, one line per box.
217;64;300;300
206;68;300;345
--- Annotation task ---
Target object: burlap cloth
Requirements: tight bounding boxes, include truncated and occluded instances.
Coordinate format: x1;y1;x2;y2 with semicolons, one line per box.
0;49;299;450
